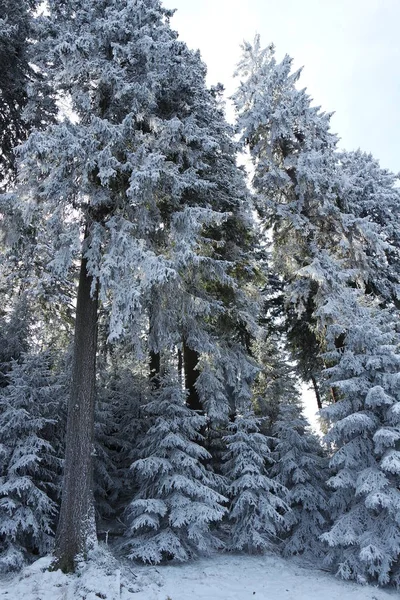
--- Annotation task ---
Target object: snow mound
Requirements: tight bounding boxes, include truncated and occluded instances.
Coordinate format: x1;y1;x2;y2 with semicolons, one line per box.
0;548;397;600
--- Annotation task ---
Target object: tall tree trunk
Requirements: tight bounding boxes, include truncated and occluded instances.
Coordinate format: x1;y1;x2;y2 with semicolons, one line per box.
183;341;202;412
331;386;339;403
177;348;183;387
148;288;161;388
149;350;160;388
53;253;98;573
311;375;322;410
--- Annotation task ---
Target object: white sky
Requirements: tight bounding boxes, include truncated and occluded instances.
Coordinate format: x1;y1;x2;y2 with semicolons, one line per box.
170;0;400;173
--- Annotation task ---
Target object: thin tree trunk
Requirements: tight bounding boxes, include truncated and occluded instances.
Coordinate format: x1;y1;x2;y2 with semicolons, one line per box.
149;350;160;388
311;375;322;410
331;386;339;403
53;253;98;573
183;341;202;412
177;348;183;387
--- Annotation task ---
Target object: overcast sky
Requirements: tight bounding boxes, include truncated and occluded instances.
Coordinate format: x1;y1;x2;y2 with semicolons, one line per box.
170;0;399;173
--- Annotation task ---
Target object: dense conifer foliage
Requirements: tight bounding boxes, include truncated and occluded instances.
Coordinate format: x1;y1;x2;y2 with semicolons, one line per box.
223;410;288;552
125;374;227;563
272;403;329;557
234;35;400;585
0;351;66;572
0;2;399;587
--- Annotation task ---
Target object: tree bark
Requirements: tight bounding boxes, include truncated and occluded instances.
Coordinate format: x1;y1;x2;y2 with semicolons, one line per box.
53;252;98;573
311;375;322;410
183;341;202;412
149;350;160;388
177;348;183;387
330;386;339;403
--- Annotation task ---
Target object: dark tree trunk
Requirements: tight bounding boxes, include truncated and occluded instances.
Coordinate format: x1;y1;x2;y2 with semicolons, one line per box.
311;375;322;410
183;341;202;412
331;386;339;403
53;253;98;573
149;350;160;388
177;348;183;386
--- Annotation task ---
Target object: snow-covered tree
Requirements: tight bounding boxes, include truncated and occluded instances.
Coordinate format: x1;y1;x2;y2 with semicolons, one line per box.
233;36;341;410
234;37;400;584
318;286;400;586
94;347;150;525
336;150;400;305
0;295;31;389
252;327;301;432
234;36;339;249
0;351;66;572
13;0;245;570
125;373;227;563
234;37;400;349
0;0;55;186
222;410;288;553
272;402;328;557
143;80;259;424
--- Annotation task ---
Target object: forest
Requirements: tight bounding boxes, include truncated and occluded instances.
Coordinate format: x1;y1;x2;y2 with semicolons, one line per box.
1;0;400;590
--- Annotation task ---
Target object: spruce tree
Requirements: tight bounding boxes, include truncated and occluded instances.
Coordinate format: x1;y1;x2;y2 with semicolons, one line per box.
0;352;65;572
319;286;400;586
0;0;55;186
272;402;328;557
336;150;400;306
222;410;288;552
233;36;340;408
15;0;246;570
125;373;227;563
0;295;31;389
234;38;400;584
94;347;149;524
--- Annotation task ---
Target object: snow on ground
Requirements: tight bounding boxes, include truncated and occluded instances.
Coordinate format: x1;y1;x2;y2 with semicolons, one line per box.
0;547;397;600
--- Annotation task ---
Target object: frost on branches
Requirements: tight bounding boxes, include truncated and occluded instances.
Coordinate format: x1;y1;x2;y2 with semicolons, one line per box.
223;410;288;552
0;352;65;572
272;403;329;557
124;374;227;564
320;289;400;586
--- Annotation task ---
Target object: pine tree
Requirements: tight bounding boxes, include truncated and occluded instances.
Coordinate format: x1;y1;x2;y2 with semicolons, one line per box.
319;287;400;586
15;0;242;570
233;36;341;409
143;80;259;425
233;38;400;585
0;295;31;389
0;352;65;572
252;330;301;432
94;347;150;525
336;150;400;305
272;402;328;557
222;410;288;552
0;0;55;186
233;38;400;380
124;374;227;563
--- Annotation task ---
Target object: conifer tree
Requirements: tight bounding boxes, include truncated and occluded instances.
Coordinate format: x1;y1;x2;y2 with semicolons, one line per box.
15;0;243;570
252;330;301;432
233;36;340;407
272;402;328;557
336;150;400;305
94;348;149;524
318;285;400;586
0;352;66;572
222;410;288;552
0;0;55;186
125;373;227;563
0;295;31;389
233;38;400;376
234;38;400;583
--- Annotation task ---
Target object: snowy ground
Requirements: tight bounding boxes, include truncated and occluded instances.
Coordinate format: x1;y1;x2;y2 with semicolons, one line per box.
0;548;397;600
